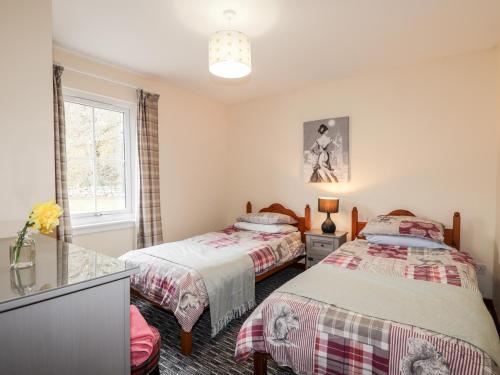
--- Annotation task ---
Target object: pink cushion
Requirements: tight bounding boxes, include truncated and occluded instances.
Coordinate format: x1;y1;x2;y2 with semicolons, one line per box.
131;326;161;374
130;305;155;367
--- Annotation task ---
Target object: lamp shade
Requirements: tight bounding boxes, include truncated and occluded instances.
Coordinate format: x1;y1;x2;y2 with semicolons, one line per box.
318;197;339;213
209;30;251;79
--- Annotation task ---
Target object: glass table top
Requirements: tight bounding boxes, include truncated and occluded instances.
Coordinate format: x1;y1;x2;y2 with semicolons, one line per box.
0;233;137;306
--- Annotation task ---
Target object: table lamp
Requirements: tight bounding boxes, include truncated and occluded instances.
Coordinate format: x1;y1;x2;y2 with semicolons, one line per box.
318;197;339;234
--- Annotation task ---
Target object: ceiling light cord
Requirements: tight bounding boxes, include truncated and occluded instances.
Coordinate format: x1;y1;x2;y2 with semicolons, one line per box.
223;9;236;28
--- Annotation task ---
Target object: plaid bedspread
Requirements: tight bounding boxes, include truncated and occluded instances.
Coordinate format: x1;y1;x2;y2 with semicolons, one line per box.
235;240;497;374
120;227;303;333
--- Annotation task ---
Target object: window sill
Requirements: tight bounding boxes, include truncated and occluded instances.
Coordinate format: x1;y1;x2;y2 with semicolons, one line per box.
72;220;135;235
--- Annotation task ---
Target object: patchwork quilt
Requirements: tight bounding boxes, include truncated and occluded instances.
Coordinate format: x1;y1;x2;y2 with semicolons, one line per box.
235;240;498;374
120;227;303;333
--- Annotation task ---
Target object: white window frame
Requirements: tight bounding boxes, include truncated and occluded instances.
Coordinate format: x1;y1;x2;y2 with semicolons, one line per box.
63;88;137;233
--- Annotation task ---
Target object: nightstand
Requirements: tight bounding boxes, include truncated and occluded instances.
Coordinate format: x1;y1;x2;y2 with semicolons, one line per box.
305;230;348;269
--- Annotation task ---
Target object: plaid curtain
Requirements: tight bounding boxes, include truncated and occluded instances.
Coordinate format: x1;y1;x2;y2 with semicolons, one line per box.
56;241;69;286
53;65;72;243
137;89;163;248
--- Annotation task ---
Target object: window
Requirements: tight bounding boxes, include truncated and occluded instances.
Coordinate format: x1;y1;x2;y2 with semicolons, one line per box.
63;89;136;230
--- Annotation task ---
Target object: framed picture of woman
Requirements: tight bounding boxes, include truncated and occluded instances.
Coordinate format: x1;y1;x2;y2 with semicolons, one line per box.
303;116;349;183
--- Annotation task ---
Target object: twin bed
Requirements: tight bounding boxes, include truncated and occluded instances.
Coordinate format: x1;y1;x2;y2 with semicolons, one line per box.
121;202;500;375
120;202;310;355
236;208;500;375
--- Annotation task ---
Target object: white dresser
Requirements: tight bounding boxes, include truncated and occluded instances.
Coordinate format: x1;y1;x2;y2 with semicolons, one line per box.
0;234;138;375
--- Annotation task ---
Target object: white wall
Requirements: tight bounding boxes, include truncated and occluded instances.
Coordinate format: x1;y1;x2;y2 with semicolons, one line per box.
227;49;498;297
70;228;135;259
53;47;229;256
0;0;54;236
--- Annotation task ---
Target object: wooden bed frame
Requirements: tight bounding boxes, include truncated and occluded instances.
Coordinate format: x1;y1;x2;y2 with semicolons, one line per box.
133;201;310;356
253;207;461;375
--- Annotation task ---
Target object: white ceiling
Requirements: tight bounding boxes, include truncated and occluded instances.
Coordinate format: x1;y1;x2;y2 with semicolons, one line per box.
53;0;500;104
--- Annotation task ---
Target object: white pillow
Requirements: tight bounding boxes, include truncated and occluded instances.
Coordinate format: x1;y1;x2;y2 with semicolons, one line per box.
365;234;453;250
234;222;298;233
236;212;297;225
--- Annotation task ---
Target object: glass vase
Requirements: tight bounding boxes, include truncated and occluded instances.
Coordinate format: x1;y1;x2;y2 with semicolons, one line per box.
10;237;36;269
10;266;36;295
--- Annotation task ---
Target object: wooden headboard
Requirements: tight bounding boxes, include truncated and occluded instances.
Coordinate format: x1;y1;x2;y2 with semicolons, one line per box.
351;207;461;250
246;202;311;242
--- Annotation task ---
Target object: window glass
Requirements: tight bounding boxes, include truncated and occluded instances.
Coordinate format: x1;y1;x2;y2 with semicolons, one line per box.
64;94;132;222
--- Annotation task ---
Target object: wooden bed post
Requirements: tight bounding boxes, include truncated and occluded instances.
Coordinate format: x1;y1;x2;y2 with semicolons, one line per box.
351;207;358;240
247;201;252;213
254;352;268;375
180;329;192;356
453;212;461;250
305;204;311;230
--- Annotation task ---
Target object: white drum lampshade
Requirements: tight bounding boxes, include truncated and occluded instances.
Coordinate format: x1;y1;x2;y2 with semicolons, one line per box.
208;30;251;79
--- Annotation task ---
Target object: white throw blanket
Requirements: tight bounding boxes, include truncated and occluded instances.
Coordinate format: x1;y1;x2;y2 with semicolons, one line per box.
139;237;255;336
278;264;500;365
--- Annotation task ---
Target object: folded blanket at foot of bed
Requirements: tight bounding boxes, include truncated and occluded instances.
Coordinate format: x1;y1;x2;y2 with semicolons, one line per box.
138;236;256;337
235;242;499;374
276;264;500;365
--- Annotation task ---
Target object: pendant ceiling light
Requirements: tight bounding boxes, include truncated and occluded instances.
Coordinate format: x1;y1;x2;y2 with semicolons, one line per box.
208;10;251;79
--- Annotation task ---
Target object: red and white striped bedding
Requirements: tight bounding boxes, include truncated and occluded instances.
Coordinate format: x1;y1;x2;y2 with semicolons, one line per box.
120;226;303;333
235;240;498;374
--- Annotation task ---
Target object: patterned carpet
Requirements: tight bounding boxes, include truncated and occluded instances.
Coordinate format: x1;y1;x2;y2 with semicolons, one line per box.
131;267;301;375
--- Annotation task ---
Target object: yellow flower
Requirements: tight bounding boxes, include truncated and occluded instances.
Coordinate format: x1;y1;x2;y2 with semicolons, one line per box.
29;200;63;234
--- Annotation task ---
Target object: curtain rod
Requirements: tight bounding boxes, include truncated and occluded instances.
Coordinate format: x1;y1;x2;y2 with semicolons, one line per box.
59;64;141;90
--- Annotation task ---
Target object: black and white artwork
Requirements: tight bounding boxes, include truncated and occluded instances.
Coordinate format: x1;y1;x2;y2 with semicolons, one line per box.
303;116;349;183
